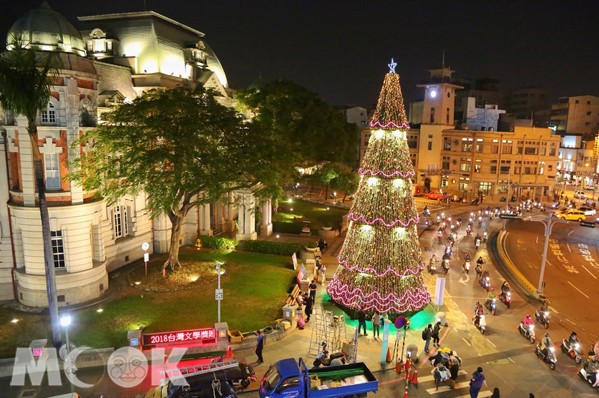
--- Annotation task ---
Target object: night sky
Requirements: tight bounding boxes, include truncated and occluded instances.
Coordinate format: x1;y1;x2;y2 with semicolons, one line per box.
1;1;598;108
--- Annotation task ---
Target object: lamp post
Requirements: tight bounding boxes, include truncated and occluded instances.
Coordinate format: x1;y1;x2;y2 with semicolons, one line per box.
527;215;566;297
60;313;73;392
215;261;224;323
141;242;150;277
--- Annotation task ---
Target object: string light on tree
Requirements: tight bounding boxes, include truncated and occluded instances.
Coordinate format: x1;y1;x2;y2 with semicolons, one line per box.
327;60;431;314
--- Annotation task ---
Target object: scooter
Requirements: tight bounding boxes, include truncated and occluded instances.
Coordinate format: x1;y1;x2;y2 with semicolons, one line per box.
474;238;481;251
536;343;557;370
578;365;599;391
441;259;450;274
518;322;536;344
428;258;438;275
479;276;491;292
484;297;497;315
483;231;488;243
473;314;486;334
561;338;583;364
499;291;511;309
463;261;470;274
535;309;550;329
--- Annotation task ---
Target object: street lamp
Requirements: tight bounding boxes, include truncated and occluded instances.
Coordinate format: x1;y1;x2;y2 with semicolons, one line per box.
141;242;150;277
525;215;566;297
215;261;224;323
60;313;74;392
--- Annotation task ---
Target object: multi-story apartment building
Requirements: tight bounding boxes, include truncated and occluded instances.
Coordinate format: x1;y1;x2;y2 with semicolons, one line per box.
504;87;549;120
550;95;599;135
0;4;271;306
361;65;562;202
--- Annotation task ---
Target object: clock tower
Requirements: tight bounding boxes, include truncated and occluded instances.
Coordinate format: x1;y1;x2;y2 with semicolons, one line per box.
417;65;462;126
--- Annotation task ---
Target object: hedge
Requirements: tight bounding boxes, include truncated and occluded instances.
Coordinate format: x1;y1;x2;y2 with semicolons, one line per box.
272;221;303;234
198;236;237;250
236;240;303;256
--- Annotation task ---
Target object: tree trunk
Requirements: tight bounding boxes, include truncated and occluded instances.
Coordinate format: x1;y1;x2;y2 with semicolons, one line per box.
30;131;61;348
163;214;183;271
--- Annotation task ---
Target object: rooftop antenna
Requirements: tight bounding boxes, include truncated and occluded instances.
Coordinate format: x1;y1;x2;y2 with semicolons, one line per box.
442;48;445;69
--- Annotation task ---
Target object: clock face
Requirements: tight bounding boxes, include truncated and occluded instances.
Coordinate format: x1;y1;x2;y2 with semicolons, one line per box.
430;89;437;98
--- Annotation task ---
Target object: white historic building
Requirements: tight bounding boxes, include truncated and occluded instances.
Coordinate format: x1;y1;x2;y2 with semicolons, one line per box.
0;3;271;306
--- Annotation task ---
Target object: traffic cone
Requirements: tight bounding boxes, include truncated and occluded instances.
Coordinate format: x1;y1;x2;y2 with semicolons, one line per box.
225;344;233;359
403;384;409;398
410;369;419;385
386;347;392;363
395;359;403;374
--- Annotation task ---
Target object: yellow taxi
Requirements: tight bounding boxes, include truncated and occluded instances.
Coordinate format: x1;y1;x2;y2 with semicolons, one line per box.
557;209;586;221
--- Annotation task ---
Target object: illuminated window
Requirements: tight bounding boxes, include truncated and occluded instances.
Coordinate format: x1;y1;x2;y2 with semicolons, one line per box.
41;103;56;124
44;153;60;190
112;205;129;239
51;230;65;269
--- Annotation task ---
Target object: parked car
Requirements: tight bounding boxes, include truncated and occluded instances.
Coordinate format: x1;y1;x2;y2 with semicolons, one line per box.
574;191;587;199
578;206;596;216
424;191;446;200
558;209;586;221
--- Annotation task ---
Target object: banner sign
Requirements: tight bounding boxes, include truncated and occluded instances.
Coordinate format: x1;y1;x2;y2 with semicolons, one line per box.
143;327;216;347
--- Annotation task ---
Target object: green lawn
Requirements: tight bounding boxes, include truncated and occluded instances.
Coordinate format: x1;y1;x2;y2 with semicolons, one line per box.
275;198;346;229
0;249;296;358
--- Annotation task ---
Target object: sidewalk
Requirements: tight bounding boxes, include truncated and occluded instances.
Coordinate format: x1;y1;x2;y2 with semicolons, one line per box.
232;202;489;395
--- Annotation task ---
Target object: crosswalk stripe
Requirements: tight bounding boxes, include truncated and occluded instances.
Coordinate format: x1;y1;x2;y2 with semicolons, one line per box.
419;369;468;383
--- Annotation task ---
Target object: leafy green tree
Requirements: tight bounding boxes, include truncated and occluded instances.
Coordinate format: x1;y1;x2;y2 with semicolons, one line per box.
331;164;360;202
235;80;359;168
0;40;62;346
70;87;278;270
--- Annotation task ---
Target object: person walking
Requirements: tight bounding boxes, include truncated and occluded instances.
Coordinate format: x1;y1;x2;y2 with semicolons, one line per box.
423;324;433;353
372;312;381;339
432;321;441;347
469;367;487;398
255;330;264;364
448;358;460;389
357;310;367;336
309;279;318;302
304;295;313;322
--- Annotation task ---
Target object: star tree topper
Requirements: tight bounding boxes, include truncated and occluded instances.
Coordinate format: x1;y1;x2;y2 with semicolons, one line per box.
388;58;397;73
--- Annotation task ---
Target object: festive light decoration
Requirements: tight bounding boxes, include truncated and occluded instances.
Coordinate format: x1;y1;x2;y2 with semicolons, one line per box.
327;60;431;314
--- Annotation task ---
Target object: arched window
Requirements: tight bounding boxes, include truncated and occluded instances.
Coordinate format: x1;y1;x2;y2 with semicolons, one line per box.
41;102;56;125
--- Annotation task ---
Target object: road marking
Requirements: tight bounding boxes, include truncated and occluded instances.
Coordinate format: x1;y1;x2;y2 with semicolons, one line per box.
565;318;577;326
508;357;516;364
567;281;590;299
486;338;496;347
566;243;572;252
462;338;471;347
580;263;598;279
418;370;468;383
536;236;539;244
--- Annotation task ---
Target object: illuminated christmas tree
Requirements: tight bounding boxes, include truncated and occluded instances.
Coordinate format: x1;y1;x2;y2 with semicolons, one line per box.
327;59;431;314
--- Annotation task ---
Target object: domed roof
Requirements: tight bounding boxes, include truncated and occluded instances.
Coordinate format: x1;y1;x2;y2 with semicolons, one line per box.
7;1;86;56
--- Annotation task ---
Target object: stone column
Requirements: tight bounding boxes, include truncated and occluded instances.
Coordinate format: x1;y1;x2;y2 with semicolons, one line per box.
16;116;36;206
199;203;212;236
236;190;257;240
259;198;273;237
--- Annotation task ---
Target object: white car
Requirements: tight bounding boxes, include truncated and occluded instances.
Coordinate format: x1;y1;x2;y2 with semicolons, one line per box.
578;206;596;216
574;191;587;199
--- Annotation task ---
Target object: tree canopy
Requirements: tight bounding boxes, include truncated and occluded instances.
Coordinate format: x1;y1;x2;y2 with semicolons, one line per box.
235;80;359;168
71;86;279;269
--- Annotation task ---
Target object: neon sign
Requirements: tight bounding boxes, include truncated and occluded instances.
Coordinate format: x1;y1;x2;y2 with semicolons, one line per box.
143;328;216;347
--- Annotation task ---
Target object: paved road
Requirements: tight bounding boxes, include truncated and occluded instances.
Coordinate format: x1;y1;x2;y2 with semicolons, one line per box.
502;216;599;346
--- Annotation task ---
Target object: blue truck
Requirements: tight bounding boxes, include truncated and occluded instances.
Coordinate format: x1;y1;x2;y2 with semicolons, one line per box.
259;357;378;398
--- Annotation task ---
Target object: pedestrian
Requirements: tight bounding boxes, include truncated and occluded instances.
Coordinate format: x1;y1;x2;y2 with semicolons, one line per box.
490;387;500;398
309;279;318;302
296;304;305;330
448;358;459;389
357;309;367;336
372;312;381;339
304;295;313;322
529;394;535;398
319;263;326;284
432;321;441;347
423;324;433;353
255;330;264;364
469;366;487;398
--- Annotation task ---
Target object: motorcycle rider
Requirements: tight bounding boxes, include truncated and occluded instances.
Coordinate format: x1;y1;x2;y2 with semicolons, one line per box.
568;331;578;346
581;356;599;386
500;281;510;299
541;332;553;356
475;257;484;274
473;302;484;327
522;314;534;329
429;254;438;273
423;206;430;216
465;251;471;262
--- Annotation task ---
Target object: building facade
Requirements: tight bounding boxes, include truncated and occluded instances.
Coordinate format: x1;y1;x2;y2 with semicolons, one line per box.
0;3;270;306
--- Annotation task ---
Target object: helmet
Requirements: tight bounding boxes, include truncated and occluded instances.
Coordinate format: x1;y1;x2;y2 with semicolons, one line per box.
545;333;550;337
527;314;531;318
